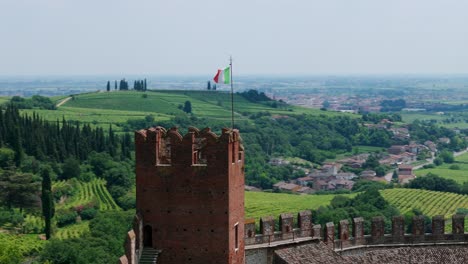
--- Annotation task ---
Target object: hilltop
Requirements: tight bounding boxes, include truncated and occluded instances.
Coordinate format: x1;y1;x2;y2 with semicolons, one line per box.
19;90;353;131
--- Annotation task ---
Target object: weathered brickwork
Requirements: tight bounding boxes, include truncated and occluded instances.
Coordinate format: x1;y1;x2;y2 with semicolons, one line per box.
432;215;445;238
134;127;245;264
391;216;404;241
371;216;384;243
452;214;465;237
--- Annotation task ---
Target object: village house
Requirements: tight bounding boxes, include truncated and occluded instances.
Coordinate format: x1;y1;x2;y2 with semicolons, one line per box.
360;170;376;179
273;181;302;192
424;140;437;152
438;137;451;144
388;145;407;155
244;185;262;192
389;127;410;140
398;164;416;184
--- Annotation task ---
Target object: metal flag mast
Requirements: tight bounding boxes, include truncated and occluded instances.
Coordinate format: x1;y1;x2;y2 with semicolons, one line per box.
230;56;234;129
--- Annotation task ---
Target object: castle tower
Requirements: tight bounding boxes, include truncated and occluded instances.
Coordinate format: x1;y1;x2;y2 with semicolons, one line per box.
135;126;245;264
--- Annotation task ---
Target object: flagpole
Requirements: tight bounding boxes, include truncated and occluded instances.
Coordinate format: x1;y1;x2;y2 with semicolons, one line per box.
230;56;234;129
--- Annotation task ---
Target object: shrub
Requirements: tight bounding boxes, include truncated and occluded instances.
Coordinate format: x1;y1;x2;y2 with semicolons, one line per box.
56;210;77;227
449;164;461;170
80;208;98;220
422;164;435;169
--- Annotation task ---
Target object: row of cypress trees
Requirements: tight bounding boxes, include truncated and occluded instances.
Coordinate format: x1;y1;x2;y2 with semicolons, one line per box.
0;104;133;167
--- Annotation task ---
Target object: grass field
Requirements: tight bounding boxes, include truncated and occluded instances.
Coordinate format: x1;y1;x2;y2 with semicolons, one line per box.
245;191;356;220
0;96;11;105
245;188;468;221
17;90;356;131
402;112;468;129
415;152;468;184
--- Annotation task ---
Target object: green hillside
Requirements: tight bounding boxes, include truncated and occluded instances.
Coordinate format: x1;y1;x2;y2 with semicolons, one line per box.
245;188;468;221
20;90;354;131
415;152;468;184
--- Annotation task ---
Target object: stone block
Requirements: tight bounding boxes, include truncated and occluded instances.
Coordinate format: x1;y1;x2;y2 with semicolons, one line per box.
260;216;275;236
245;218;256;238
339;219;349;241
313;224;322;239
452;214;465;237
371;216;384;243
392;215;405;240
280;213;294;234
298;210;312;236
353;217;364;239
432;215;445;237
325;222;335;243
412;215;425;236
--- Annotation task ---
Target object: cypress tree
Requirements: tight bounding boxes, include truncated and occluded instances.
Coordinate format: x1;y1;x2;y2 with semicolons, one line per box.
41;167;54;240
106;81;110;92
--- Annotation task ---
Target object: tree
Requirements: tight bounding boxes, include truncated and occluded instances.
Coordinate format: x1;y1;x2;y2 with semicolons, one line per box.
0;169;39;211
41;167;55;239
183;100;192;114
60;158;81;180
106;81;110;92
207;81;211;90
114;80;117;90
322;100;330;108
375;166;386;177
439;150;454;163
0;147;15;168
392;170;398;179
363;154;379;169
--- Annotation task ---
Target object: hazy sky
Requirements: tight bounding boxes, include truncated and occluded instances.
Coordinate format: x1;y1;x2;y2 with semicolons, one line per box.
1;0;468;75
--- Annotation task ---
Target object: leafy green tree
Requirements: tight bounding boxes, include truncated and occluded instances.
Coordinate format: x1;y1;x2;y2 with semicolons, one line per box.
0;169;39;211
60;158;81;180
106;81;110;92
406;173;460;193
183;100;192;114
363;154;379;169
439;150;454;163
375;166;386;177
0;147;15;168
41;167;55;239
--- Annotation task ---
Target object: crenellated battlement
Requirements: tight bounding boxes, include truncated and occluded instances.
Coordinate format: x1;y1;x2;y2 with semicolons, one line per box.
243;211;468;250
135;126;244;167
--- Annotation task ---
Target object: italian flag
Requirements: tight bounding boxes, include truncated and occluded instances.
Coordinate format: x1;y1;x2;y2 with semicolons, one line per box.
213;67;231;84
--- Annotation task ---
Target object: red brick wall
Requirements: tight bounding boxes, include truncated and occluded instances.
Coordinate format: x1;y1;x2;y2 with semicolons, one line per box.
135;127;245;264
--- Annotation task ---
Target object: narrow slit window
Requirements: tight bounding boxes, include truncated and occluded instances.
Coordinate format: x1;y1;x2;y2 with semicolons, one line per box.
234;223;239;250
232;144;236;164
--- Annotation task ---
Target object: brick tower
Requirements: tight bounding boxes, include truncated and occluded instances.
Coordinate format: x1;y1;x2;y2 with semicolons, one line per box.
135;126;245;264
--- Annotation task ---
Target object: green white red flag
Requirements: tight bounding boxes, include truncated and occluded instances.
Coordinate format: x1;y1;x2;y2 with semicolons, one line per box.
213;67;230;84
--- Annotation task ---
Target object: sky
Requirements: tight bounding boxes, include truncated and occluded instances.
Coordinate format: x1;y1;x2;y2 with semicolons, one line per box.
1;0;468;76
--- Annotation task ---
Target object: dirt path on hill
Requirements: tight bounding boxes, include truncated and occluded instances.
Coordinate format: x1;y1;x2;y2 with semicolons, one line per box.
56;96;72;107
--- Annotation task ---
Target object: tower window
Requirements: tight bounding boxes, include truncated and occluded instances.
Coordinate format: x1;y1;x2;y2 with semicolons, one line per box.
234;223;239;250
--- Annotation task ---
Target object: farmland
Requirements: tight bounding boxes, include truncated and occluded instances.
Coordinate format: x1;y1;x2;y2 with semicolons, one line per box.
245;188;468;221
55;179;121;211
244;191;356;220
382;188;468;218
18;90;356;131
415;152;468;184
